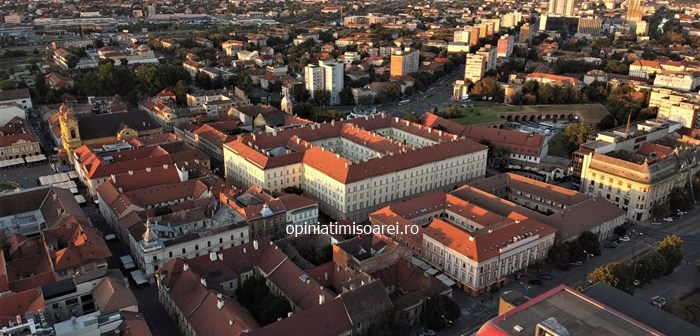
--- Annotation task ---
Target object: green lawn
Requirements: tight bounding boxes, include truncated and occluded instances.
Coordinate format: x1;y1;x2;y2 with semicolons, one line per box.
0;182;18;191
440;103;610;126
448;106;505;125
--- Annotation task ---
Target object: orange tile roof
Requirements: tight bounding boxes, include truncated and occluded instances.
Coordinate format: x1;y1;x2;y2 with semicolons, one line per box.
46;222;112;271
423;113;546;157
0;288;44;326
225;113;486;183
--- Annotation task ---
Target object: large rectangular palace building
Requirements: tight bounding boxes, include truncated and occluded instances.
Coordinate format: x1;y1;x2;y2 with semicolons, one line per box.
223;113;488;221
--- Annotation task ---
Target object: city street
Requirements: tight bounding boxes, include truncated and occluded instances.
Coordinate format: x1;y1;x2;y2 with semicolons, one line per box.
441;211;700;336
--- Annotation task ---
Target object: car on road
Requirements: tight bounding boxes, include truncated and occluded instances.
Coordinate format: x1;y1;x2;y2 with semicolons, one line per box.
633;280;641;287
604;242;617;249
538;274;553;280
570;261;583;266
663;217;674;222
527;279;543;286
619;235;630;242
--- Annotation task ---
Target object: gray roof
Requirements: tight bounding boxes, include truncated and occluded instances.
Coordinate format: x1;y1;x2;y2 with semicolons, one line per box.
583;282;700;336
77;110;161;140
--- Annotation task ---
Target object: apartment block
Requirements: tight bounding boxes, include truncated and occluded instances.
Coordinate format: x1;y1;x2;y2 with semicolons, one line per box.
304;60;345;106
390;48;420;77
464;53;487;83
649;87;700;128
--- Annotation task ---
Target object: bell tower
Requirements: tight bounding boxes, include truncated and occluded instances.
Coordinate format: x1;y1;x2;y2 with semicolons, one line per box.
58;104;82;160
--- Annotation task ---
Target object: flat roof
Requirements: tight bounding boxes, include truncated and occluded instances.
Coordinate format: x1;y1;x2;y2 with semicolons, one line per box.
489;285;659;336
583;283;700;336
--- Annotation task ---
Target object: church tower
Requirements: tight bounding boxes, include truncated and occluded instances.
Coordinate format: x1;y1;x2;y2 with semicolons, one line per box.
58;104;82;161
280;93;293;115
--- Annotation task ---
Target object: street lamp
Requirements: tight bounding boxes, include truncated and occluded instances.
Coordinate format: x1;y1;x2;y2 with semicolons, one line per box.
582;249;594;283
630;262;643;295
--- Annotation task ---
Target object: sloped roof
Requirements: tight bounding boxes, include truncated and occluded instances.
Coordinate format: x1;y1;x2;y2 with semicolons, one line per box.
92;276;138;313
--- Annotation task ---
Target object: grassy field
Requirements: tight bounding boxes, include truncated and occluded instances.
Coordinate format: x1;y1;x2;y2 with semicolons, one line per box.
448;105;506;125
444;103;610;125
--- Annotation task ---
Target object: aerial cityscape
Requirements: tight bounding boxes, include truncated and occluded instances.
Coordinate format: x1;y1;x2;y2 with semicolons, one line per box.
0;0;699;335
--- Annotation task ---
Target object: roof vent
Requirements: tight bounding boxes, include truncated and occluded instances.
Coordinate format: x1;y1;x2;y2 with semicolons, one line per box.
513;325;523;332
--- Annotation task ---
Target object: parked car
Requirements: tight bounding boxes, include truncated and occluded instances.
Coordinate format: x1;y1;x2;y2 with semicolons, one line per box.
633;280;641;287
651;296;667;308
570;261;583;266
663;217;674;222
527;279;543;286
538;274;553;280
619;235;630;242
651;220;662;225
604;243;617;249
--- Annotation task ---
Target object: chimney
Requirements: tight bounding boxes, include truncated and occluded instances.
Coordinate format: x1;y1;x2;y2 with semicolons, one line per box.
217;293;224;309
111;174;116;183
209;252;217;261
128;170;133;175
183;263;189;271
217;253;223;260
253;240;258;250
200;278;207;286
146;167;151;172
319;294;325;305
243;247;247;253
163;164;169;169
324;272;328;281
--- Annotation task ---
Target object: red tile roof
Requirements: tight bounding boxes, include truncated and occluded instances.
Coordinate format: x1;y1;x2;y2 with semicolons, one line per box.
44;222;112;272
225;113;486;183
423;113;546;157
0;288;44;326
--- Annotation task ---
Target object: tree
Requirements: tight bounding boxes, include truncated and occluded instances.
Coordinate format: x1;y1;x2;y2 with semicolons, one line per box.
290;86;310;103
403;112;422;123
613;226;627;237
175;80;188;106
33;73;49;104
650;204;671;219
311;90;330;106
358;309;409;336
0;78;16;90
576;231;601;254
153;206;172;216
489;146;510;172
637;250;668;282
282;186;304;195
547;241;570;268
421;294;460;330
562;123;595;152
669;186;693;212
588;262;631;288
339;86;354;106
470;77;502;102
656;235;683;275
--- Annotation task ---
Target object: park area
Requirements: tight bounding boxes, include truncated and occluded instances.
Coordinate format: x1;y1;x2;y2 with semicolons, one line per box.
445;103;610;126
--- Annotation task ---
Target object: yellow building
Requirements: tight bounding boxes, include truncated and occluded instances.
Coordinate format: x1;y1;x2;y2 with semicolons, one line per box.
580;140;700;221
57;104;162;161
